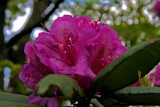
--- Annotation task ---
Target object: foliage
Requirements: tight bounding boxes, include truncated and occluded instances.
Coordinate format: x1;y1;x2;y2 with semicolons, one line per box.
0;101;42;107
0;92;28;103
0;60;31;94
0;60;21;78
0;92;42;107
1;0;160;106
26;39;160;106
107;87;160;105
36;74;85;99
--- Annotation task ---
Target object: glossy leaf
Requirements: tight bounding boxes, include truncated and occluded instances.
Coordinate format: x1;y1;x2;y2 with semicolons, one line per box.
90;98;104;107
0;101;42;107
35;74;85;99
97;97;127;107
0;92;28;104
89;39;160;94
107;87;160;105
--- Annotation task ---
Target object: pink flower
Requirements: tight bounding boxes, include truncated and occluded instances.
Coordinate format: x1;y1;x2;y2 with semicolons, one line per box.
149;64;160;86
133;64;160;87
88;28;128;74
28;93;59;107
154;0;160;16
19;15;128;107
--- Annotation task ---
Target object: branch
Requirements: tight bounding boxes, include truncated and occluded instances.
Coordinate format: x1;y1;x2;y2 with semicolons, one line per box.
0;0;8;60
7;0;64;47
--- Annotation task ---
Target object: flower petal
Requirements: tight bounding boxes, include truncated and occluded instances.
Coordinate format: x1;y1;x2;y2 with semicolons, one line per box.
50;15;78;43
28;93;59;107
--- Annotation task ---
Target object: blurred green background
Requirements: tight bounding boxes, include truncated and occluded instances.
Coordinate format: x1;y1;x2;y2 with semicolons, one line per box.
0;0;159;95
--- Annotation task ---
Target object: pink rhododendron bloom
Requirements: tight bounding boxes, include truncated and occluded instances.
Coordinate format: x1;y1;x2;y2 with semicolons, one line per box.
154;0;160;16
19;15;128;107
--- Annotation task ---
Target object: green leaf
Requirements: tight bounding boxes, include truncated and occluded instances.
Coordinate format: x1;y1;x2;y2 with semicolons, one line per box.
0;101;42;107
107;87;160;105
89;39;160;94
151;75;157;87
35;74;85;99
138;71;150;86
97;97;127;107
0;92;28;104
91;98;126;107
90;98;104;107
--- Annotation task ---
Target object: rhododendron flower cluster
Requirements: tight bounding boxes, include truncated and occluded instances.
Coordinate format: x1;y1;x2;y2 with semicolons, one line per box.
154;0;160;16
19;15;128;107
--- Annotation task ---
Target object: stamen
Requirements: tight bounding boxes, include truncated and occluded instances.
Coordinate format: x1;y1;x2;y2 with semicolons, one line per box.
93;19;101;29
59;44;63;58
63;51;72;64
62;34;67;52
97;58;102;66
59;33;75;65
25;57;30;59
24;57;30;64
40;22;45;32
96;19;101;23
69;38;72;44
30;71;36;88
24;61;29;64
67;45;73;55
